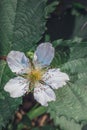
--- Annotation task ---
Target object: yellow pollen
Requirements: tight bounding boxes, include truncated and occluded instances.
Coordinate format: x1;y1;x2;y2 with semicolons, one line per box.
28;69;44;82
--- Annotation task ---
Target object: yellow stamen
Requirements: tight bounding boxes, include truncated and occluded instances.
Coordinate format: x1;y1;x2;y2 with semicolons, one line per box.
28;69;44;83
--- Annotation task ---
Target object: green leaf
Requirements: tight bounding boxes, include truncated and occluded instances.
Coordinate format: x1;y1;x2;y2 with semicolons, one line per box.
51;39;70;67
48;40;87;126
72;15;87;40
55;116;82;130
45;1;59;18
0;0;48;55
0;98;21;127
0;61;21;128
12;0;48;51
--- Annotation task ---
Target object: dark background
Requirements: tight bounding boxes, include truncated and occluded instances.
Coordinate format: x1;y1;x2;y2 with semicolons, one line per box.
46;0;87;41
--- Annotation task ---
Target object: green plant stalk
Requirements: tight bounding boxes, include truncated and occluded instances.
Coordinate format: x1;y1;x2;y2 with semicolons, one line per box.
27;106;47;120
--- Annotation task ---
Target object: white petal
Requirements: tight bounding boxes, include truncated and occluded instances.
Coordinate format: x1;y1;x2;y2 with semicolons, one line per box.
33;43;54;68
4;76;29;98
43;69;69;89
34;83;56;106
7;51;30;74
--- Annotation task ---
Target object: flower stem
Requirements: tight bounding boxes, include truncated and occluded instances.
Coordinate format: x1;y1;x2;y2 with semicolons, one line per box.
27;106;47;120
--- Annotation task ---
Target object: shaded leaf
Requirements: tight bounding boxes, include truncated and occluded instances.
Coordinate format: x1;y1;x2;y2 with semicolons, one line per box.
72;15;87;40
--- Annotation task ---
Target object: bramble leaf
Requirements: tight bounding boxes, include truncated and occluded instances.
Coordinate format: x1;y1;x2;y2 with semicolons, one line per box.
48;39;87;129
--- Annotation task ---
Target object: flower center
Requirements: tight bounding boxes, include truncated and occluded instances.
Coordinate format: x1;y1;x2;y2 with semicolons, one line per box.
28;69;44;83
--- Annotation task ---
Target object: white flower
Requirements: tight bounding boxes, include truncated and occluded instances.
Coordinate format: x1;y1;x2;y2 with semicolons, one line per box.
4;43;69;106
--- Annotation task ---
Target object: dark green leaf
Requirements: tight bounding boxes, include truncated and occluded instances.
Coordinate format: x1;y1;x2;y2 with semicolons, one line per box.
48;40;87;127
72;15;87;40
0;61;22;128
0;0;48;55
